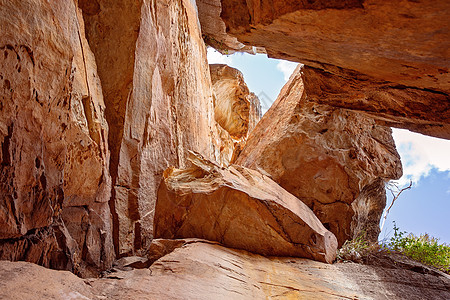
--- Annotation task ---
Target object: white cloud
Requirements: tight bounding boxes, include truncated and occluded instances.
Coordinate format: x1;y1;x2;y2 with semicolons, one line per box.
392;128;450;186
207;48;233;65
276;60;299;81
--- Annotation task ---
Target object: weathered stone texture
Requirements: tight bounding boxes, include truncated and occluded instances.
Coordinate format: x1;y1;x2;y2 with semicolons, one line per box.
81;0;220;256
206;0;450;139
1;242;449;300
154;152;338;263
210;64;261;165
301;66;450;139
236;66;402;245
0;0;113;276
196;0;266;54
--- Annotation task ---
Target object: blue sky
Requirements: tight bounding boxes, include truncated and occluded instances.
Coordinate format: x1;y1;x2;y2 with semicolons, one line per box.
208;49;450;244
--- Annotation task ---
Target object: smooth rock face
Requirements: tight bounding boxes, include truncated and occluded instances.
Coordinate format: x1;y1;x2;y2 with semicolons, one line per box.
81;0;220;255
154;152;338;263
1;242;449;300
0;0;113;276
210;64;261;165
236;66;402;245
214;0;450;139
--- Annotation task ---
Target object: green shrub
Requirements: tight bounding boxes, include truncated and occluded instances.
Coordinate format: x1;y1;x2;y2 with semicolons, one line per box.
386;223;450;273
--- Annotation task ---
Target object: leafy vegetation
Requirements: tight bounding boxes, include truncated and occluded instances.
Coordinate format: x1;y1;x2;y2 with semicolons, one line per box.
337;223;450;274
386;223;450;273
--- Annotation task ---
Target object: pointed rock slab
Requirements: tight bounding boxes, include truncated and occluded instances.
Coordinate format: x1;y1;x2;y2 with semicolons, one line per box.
153;152;337;263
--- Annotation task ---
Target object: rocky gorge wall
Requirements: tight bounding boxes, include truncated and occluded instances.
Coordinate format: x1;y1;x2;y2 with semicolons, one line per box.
0;1;449;295
0;0;261;275
0;0;113;277
80;0;220;257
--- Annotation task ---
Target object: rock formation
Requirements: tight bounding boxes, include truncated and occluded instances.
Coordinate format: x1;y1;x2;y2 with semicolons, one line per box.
80;0;220;256
196;0;265;55
154;151;337;263
1;241;449;300
0;0;113;276
198;0;450;139
0;0;449;297
236;66;402;245
210;64;261;165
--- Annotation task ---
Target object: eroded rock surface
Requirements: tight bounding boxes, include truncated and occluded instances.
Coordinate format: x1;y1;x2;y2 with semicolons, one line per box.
210;64;261;165
196;0;262;54
0;0;113;276
236;66;402;245
301;66;450;139
154;151;338;263
1;242;449;300
81;0;220;255
221;0;449;91
203;0;450;139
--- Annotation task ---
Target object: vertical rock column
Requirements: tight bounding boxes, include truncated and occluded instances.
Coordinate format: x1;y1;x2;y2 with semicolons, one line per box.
81;0;219;256
0;0;113;276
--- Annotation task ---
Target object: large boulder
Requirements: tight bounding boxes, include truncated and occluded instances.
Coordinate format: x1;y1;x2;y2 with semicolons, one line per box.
236;66;402;245
153;151;338;263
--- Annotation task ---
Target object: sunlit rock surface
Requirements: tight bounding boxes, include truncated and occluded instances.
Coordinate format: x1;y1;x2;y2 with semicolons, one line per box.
1;242;449;300
236;66;402;245
210;64;261;165
154;152;337;263
0;0;113;276
81;0;220;255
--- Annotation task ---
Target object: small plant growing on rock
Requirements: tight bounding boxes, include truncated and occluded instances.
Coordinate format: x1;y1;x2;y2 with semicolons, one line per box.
337;231;380;263
386;223;450;273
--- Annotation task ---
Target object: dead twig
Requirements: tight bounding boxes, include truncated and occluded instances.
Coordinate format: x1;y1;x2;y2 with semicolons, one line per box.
380;180;412;233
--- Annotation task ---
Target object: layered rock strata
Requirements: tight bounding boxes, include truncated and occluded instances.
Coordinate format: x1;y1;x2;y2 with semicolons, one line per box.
0;0;113;276
210;64;261;165
80;0;220;256
236;66;402;245
154;151;338;263
1;241;449;300
199;0;450;139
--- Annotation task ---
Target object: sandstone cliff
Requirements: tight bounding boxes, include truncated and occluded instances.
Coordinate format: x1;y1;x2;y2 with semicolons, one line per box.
236;66;402;245
0;0;113;277
0;0;262;272
80;0;219;257
0;0;449;297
